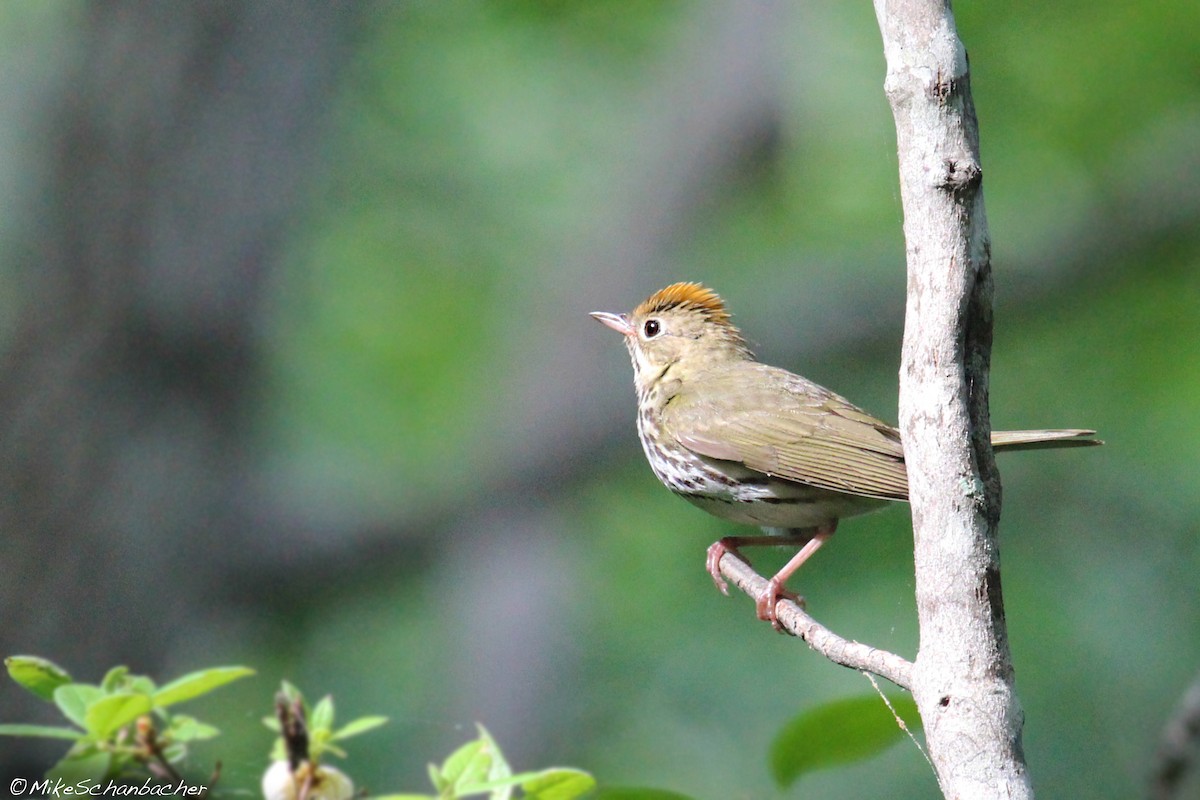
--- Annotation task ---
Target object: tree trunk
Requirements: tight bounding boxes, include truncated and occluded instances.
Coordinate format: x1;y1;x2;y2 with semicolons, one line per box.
0;0;356;775
873;1;1033;797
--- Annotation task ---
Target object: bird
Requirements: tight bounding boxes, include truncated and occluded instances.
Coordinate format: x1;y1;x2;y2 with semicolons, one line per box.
591;282;1099;626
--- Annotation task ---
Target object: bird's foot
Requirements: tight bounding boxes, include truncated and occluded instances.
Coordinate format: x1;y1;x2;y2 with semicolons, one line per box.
706;537;751;596
756;577;805;631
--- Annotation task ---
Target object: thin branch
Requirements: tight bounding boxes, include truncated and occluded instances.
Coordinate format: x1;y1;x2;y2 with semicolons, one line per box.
716;552;914;691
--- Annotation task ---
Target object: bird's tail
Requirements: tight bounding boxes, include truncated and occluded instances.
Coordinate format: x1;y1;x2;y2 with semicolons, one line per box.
991;429;1102;451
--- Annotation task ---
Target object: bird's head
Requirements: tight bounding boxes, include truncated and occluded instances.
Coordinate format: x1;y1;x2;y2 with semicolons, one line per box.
591;282;752;393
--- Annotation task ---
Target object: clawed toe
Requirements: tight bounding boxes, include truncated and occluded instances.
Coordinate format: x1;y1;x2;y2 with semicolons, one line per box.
756;578;805;630
705;538;751;596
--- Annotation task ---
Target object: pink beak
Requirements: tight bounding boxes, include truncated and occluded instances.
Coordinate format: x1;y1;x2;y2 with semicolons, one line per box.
590;311;635;337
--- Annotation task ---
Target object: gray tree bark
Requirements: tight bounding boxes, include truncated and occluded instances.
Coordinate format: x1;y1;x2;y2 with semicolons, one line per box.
873;1;1033;798
0;1;356;775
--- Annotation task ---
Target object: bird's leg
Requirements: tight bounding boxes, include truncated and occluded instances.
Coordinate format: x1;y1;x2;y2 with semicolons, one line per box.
706;530;819;596
758;522;837;628
700;532;796;594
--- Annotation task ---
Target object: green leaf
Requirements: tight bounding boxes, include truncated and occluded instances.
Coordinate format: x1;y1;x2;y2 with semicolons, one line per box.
769;694;921;788
428;725;520;798
437;725;517;795
127;675;157;696
53;684;104;730
5;655;72;701
457;773;529;794
152;666;254;709
84;692;153;739
521;768;597;800
0;723;82;739
367;795;436;800
47;747;111;783
167;714;220;742
310;694;335;733
477;724;515;800
160;742;187;764
332;715;388;741
593;790;697;800
100;665;130;693
279;680;303;705
440;738;491;790
310;726;331;751
427;761;445;793
320;741;348;760
476;724;512;779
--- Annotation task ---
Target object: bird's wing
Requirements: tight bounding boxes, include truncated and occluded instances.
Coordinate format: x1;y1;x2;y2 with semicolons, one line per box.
662;364;910;501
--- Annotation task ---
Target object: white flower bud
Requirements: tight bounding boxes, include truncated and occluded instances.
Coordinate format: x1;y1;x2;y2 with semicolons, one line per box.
261;760;354;800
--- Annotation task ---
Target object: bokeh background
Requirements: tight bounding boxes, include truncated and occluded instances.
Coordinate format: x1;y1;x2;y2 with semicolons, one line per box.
1;2;1197;798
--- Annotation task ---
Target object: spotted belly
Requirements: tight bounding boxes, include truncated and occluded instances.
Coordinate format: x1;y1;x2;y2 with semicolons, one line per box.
636;417;889;530
675;470;889;529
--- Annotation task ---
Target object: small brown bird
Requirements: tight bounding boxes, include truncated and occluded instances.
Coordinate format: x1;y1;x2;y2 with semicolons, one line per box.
592;282;1099;626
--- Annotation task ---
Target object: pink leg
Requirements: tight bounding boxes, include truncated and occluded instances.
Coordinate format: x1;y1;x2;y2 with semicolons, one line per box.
706;532;811;595
758;523;837;628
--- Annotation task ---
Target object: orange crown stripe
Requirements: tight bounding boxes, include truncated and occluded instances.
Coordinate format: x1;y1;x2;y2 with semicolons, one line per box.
634;282;731;323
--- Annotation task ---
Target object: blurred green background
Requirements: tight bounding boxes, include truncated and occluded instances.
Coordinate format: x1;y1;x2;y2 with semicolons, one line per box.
1;2;1197;798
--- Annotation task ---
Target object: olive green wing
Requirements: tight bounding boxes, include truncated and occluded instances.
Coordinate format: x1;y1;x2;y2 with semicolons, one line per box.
662;364;909;501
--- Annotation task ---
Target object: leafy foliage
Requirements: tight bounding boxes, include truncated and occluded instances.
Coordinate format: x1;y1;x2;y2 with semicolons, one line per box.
592;790;697;800
6;654;72;701
2;653;928;796
0;656;252;784
264;679;389;764
375;724;595;800
770;694;921;788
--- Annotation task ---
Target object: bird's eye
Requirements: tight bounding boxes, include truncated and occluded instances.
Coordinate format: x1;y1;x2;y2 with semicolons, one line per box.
643;319;661;338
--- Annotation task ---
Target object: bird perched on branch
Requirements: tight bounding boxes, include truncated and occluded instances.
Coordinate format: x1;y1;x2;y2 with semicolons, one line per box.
592;282;1099;627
